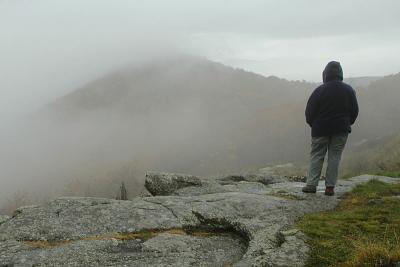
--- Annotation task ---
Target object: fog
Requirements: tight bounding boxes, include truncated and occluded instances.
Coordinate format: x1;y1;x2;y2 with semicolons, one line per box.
1;0;400;212
2;0;400;122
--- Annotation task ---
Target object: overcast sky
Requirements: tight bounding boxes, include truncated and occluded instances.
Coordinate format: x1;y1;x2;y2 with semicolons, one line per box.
1;0;400;122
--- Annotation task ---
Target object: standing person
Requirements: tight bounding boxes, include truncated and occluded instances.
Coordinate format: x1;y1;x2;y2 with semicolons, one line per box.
302;61;359;196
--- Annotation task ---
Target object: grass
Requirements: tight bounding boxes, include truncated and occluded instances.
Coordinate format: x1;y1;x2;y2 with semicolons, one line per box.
373;170;400;178
297;179;400;267
341;169;400;180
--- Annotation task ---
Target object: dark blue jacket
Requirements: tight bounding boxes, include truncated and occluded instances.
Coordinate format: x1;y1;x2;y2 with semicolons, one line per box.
305;61;359;137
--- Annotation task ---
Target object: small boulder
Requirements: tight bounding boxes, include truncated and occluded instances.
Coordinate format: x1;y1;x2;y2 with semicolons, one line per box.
145;171;203;196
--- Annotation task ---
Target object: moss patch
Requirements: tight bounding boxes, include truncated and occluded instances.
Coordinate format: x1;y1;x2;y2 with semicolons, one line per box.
24;240;71;249
297;179;400;267
111;228;187;241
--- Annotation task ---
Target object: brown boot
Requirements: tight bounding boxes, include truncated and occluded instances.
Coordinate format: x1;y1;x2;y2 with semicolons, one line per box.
302;185;317;193
325;186;335;196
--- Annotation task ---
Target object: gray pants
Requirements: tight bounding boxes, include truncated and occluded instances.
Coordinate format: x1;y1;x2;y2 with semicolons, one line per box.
306;133;348;187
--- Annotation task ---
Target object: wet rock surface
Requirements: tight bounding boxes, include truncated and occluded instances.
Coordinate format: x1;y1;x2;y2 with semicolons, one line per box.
0;173;397;266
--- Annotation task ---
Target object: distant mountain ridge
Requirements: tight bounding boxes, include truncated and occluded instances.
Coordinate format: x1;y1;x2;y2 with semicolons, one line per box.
46;56;314;119
40;55;316;174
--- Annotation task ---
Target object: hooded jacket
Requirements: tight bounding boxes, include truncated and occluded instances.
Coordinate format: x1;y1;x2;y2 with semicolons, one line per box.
305;61;359;137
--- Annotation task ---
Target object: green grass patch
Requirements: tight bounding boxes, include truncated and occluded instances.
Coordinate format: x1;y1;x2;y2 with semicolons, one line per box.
373;170;400;178
297;179;400;267
341;169;400;180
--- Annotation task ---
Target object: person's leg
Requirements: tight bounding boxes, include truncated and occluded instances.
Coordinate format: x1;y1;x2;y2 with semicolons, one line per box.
325;133;348;187
306;136;329;187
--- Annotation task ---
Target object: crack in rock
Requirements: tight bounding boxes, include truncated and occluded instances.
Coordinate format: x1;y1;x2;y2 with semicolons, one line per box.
141;199;180;220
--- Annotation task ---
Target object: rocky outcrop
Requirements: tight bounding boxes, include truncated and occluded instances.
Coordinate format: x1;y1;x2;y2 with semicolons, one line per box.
145;171;205;196
0;173;397;266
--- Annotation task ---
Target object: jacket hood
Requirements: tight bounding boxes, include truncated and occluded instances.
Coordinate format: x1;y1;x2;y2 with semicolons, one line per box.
323;61;343;83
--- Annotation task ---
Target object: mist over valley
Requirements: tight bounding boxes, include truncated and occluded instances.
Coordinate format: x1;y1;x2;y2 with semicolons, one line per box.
1;55;399;213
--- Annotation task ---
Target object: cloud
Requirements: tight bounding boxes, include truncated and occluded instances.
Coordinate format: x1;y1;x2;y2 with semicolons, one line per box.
189;30;400;81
